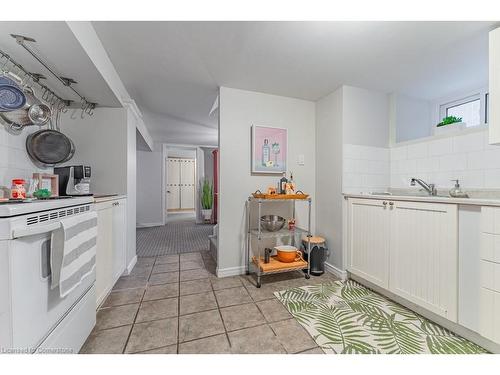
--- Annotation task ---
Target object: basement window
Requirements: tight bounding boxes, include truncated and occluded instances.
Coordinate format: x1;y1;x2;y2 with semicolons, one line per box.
439;91;488;128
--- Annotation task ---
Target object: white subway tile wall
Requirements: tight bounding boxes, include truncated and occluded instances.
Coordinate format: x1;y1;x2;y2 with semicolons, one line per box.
343;144;390;194
0;125;51;197
390;129;500;189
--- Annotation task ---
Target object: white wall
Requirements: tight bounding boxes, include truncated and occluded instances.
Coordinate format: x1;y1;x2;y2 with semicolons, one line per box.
343;144;390;194
392;93;432;143
167;148;197;159
136;144;163;227
62;108;127;195
0;125;53;198
342;86;390;148
315;88;343;270
390;128;500;189
218;87;316;274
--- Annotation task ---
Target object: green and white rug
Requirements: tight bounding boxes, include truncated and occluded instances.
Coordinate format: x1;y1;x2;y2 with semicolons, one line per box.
274;280;488;354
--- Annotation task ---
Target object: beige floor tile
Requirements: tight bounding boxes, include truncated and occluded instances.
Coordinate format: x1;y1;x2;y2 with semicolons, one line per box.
297;347;324;354
143;283;179;301
125;318;178;353
179;279;212;296
210;276;243;291
179;252;202;262
180;292;217;315
228;324;286;354
155;255;179;265
135;257;156;267
178;334;231;354
214;286;252;307
152;263;179;274
178;310;225;342
149;272;179;285
270;319;317;353
136;298;178;323
180;260;204;271
256;299;292;323
113;276;148;291
134;345;178;354
101;288;144;308
128;265;153;278
80;325;132;354
95;304;139;330
180;268;210;282
220;303;265;331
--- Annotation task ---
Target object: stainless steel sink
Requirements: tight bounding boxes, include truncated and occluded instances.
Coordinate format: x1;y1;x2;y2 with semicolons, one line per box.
369;192;456;199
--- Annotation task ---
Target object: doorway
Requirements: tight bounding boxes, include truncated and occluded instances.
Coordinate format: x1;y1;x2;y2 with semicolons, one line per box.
166;157;196;213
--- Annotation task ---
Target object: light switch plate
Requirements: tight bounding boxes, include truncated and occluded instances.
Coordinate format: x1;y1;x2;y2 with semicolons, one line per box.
297;154;305;166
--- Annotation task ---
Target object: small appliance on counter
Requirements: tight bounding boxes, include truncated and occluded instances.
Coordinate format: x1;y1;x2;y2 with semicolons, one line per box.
54;165;92;196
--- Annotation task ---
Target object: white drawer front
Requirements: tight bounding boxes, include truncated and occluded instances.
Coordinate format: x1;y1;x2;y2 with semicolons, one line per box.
480;287;500;343
481;261;500;292
481;207;500;234
481;233;500;263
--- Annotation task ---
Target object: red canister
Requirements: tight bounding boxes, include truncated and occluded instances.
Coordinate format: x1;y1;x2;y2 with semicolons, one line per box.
10;179;26;200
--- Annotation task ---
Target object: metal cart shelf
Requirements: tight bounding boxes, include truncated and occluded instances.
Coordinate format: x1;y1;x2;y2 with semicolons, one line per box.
246;196;312;288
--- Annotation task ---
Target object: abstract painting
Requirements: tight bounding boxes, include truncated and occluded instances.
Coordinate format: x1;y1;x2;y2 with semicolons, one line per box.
251;125;287;174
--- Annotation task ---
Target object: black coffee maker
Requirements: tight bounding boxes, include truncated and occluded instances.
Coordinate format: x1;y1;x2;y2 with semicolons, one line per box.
54;165;92;196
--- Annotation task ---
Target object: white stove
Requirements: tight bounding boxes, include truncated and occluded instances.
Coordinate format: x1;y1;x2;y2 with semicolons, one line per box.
0;197;96;354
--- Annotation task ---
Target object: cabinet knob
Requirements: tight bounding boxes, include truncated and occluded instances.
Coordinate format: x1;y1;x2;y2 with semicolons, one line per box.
382;201;387;206
389;202;394;206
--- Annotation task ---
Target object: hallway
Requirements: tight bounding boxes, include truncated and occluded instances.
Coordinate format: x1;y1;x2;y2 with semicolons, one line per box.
136;219;214;257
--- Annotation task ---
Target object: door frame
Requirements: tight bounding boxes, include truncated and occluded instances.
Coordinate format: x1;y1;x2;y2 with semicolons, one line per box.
162;143;211;225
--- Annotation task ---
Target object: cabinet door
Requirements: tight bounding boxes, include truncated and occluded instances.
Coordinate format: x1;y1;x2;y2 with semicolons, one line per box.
95;203;114;308
348;198;390;288
389;201;458;322
112;199;127;282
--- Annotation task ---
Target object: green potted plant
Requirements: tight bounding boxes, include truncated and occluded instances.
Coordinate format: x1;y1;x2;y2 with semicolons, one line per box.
434;115;465;135
201;179;213;221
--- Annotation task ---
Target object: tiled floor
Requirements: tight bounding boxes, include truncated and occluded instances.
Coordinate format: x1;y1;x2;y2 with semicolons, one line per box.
80;251;338;354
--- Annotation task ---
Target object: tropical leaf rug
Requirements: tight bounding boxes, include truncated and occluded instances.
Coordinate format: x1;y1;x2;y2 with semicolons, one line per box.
274;280;488;354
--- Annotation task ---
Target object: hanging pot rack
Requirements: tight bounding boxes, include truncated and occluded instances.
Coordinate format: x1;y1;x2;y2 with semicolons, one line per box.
0;34;97;117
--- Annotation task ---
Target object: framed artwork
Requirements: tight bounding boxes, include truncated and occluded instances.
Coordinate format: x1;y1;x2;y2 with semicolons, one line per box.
251;125;287;174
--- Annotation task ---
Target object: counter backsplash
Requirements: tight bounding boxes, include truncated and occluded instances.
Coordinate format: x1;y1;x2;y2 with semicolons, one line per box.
0;125;52;198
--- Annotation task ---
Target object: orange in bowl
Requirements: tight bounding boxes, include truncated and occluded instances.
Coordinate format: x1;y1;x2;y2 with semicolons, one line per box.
274;245;302;263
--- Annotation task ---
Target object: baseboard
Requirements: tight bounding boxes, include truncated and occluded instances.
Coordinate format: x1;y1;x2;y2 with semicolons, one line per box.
216;265;246;278
124;256;137;275
136;222;163;228
325;261;348;280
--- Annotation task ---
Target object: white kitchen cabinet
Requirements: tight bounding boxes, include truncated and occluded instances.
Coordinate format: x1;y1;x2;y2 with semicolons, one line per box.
347;198;458;321
389;200;458;322
95;198;127;308
479;206;500;343
347;198;390;288
489;27;500;144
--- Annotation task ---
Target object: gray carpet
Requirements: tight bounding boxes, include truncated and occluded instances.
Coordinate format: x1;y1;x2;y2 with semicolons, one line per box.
136;219;214;257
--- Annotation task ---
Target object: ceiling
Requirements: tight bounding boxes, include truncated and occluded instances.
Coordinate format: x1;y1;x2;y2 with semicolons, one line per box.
0;22;122;108
92;21;498;146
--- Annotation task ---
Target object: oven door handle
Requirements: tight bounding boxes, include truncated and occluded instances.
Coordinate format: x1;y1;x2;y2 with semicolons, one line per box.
12;222;62;239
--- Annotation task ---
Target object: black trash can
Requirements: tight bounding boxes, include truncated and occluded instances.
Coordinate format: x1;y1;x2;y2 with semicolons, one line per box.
301;237;328;276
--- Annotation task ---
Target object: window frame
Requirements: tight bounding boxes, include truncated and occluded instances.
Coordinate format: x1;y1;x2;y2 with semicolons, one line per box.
438;92;487;128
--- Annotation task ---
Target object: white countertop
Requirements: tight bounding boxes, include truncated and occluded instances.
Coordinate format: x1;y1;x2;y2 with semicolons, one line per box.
343;193;500;207
93;195;127;203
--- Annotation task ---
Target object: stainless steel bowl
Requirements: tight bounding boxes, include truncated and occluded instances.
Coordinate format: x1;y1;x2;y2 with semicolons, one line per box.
260;215;286;232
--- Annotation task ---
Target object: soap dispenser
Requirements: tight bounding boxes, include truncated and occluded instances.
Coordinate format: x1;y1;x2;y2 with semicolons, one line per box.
449;179;469;198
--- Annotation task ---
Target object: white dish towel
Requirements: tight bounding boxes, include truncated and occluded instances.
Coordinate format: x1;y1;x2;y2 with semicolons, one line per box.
50;211;98;298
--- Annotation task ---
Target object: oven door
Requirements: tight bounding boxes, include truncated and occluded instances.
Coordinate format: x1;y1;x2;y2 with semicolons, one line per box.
7;225;95;350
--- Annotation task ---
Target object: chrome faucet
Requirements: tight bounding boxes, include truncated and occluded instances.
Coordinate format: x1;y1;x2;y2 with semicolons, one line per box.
410;178;437;196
